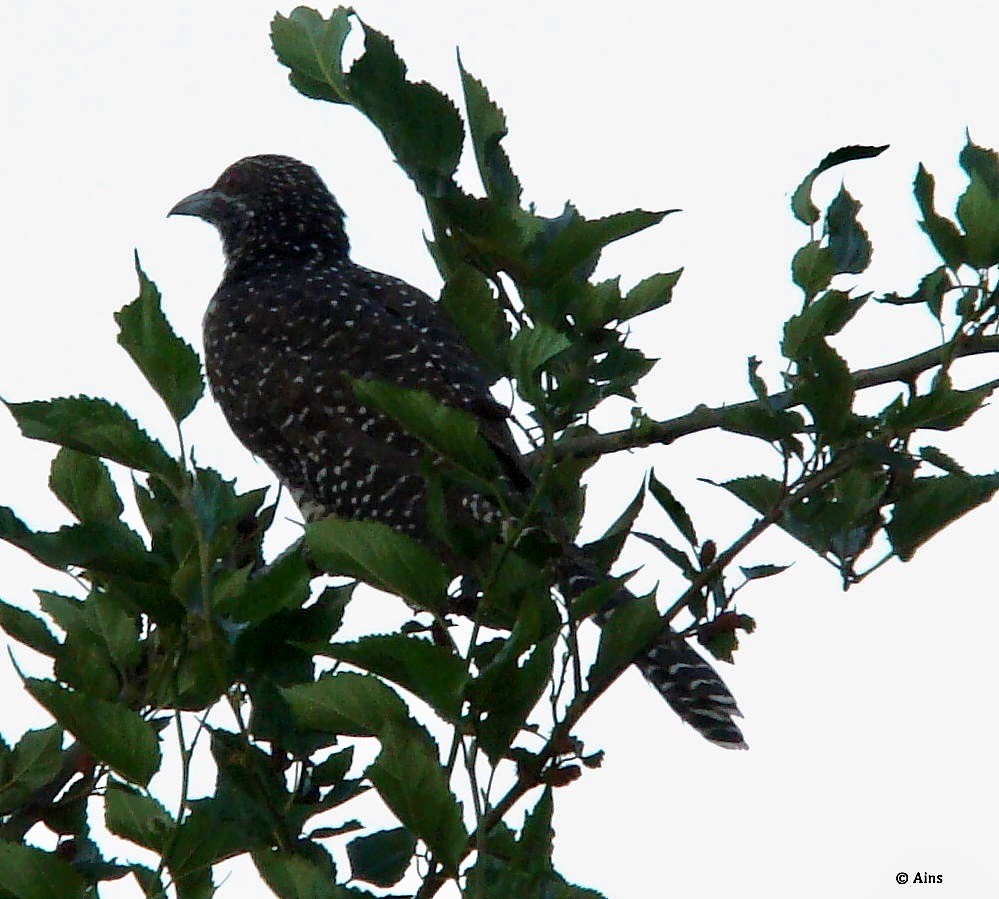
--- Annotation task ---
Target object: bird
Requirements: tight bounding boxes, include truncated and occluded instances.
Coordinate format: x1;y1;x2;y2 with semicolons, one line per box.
169;154;747;749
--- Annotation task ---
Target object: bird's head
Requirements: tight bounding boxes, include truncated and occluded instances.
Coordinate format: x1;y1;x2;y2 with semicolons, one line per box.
169;154;350;266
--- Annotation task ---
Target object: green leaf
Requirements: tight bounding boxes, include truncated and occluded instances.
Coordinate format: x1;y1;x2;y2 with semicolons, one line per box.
562;278;622;333
439;267;510;379
647;471;697;546
366;722;466;871
887;473;999;561
288;582;355;647
790;241;836;299
632;532;696;578
794;339;855;442
0;725;63;814
270;6;353;103
699;612;757;664
347;22;464;195
508;324;572;396
720;405;805;450
215;548;311;622
56;627;118;702
433;191;542;281
515;788;554;872
877;266;950;321
26;680;160;786
5;396;177;481
619;269;682;321
0;842;85;899
84;591;143;673
0;599;60;657
914;164;968;269
351;379;500;480
49;592;142;700
167;795;262;891
465;853;608;899
883;374;993;433
346;827;416;887
459;59;521;204
129;865;167;899
825;186;872;274
471;607;556;761
721;475;783;515
530;207;671;287
105;783;172;852
0;507;161;580
284;675;464;867
747;355;769;404
960;137;999;195
918;446;967;476
283;671;414;738
253;847;356;899
588;594;662;688
322;635;466;720
49;448;124;523
188;465;243;545
306;518;448;612
782;290;867;364
739;564;791;581
956;138;999;267
311;747;354;786
582;481;644;570
115;256;204;423
209;730;293;848
35;591;84;633
791;144;889;225
588;344;656;398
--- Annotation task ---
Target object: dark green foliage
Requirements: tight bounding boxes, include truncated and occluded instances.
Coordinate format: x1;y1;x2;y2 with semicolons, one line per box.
306;518;449;612
588;595;662;688
790;144;889;225
1;8;996;897
4;396;178;483
887;473;999;561
352;379;501;482
346;827;416;887
0;727;63;815
24;680;159;785
0;842;86;899
322;635;467;720
116;255;204;424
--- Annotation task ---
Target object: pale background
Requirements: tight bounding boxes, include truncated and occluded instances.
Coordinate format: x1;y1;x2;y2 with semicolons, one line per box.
2;1;997;897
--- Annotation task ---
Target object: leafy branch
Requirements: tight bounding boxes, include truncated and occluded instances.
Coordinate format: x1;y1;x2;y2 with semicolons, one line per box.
546;332;999;461
0;6;996;899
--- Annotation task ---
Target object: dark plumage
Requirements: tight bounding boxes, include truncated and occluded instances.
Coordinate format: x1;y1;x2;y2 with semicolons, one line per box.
170;154;746;748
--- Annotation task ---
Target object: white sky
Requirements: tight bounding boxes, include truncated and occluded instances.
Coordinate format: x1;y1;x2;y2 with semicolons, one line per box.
2;1;997;897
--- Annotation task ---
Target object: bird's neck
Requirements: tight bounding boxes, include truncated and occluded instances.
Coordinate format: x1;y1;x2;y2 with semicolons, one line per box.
221;240;352;282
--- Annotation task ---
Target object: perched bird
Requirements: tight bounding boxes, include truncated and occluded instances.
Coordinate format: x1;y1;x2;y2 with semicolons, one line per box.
170;154;747;748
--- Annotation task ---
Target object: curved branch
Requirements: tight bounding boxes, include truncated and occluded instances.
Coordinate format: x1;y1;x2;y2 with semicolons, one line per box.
411;453;861;899
547;334;999;461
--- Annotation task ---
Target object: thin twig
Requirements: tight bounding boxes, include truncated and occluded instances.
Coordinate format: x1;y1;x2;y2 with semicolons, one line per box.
545;334;999;462
410;450;865;899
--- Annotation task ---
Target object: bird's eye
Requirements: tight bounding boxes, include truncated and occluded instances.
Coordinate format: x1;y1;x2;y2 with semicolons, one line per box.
217;167;250;195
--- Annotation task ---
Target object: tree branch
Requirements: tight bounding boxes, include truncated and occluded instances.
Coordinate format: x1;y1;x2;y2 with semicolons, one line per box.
546;334;999;461
413;453;862;898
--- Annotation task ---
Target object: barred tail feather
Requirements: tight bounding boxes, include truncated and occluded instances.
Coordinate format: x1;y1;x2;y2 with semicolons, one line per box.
634;635;747;749
560;552;747;749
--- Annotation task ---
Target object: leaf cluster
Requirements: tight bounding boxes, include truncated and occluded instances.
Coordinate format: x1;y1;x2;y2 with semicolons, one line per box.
0;8;997;899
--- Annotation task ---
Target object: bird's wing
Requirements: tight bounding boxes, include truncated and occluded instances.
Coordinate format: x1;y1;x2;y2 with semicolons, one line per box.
348;266;529;485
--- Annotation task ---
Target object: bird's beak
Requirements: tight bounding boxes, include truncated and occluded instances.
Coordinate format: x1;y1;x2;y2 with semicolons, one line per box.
168;187;226;221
